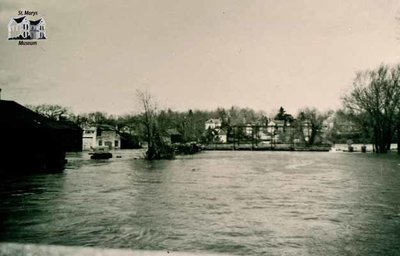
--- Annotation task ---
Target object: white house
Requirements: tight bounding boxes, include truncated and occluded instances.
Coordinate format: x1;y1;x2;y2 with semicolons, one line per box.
216;129;227;143
8;16;46;40
205;118;222;130
244;123;253;136
29;18;46;39
8;16;29;39
82;127;97;151
82;125;121;150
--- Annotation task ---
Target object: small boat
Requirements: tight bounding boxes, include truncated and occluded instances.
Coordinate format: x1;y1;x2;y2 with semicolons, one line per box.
89;147;112;159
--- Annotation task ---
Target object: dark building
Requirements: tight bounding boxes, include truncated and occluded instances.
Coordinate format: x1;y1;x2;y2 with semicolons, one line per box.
0;100;82;173
167;128;183;144
120;133;142;149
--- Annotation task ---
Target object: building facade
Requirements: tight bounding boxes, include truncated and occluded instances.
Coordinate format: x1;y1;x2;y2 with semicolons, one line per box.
205;118;222;130
82;125;121;150
216;129;227;143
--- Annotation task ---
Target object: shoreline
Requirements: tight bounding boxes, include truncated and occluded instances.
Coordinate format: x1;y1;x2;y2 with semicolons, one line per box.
203;143;331;152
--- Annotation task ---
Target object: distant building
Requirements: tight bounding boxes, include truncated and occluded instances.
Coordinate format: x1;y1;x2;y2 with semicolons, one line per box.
0;100;82;172
245;123;253;136
8;16;46;40
205;118;222;130
82;127;97;150
166;128;183;144
257;128;269;140
82;125;121;150
302;121;312;142
267;120;287;134
120;133;142;149
216;129;227;143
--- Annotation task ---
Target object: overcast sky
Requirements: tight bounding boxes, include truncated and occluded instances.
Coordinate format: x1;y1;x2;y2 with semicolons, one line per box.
1;0;400;115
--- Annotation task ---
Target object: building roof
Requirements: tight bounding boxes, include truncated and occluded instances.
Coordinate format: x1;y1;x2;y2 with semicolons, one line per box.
218;129;227;135
97;124;116;130
13;16;26;24
205;118;221;124
167;128;181;136
268;120;286;126
0;100;81;131
29;19;42;25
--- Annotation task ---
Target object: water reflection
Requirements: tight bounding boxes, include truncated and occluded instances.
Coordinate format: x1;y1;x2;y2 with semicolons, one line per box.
0;172;67;243
0;150;400;255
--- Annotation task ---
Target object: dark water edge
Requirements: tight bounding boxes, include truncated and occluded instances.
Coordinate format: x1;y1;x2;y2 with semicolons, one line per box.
1;150;400;255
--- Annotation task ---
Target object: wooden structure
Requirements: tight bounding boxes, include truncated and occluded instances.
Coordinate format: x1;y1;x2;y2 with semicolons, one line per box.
0;100;82;173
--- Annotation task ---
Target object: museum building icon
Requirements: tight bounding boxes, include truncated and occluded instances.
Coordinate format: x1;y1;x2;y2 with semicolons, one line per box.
8;16;46;40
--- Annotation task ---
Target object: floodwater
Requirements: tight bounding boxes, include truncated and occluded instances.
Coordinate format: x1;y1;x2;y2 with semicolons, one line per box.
1;150;400;255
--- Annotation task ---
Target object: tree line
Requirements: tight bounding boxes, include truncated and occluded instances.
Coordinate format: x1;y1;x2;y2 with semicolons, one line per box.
26;101;332;142
26;62;400;155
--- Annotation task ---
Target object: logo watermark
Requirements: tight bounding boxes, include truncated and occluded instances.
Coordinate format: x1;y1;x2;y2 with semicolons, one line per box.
8;10;46;46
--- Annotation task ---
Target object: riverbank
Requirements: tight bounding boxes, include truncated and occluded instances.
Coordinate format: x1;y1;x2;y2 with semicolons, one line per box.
203;143;331;151
331;143;399;153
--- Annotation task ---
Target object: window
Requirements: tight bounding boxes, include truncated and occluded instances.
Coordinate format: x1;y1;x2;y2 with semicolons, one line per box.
115;140;119;147
98;140;102;146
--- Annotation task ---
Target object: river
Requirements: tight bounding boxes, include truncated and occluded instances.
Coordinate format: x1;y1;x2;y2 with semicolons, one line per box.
1;150;400;255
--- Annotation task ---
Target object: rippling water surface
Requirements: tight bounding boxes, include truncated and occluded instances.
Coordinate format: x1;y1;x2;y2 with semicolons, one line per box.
1;150;400;255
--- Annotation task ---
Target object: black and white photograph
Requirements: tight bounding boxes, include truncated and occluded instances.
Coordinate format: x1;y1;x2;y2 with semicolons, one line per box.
1;1;400;255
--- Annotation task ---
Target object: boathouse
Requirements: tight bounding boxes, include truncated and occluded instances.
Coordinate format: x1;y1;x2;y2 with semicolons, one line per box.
0;100;82;172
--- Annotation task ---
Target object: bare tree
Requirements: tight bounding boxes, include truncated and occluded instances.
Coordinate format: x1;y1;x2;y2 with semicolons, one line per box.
27;104;72;121
343;64;400;153
136;90;174;160
136;90;157;159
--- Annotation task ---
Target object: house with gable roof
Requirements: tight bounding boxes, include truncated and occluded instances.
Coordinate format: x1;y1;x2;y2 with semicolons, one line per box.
204;118;222;130
29;18;46;39
8;16;46;40
82;125;121;150
0;99;82;172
